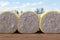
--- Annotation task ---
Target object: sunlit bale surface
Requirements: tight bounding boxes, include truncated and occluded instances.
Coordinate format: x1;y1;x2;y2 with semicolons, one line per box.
18;11;39;33
0;11;18;33
40;11;60;33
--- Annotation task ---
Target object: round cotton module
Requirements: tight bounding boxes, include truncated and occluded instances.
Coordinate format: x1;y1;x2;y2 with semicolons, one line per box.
40;11;60;33
0;11;18;33
18;11;39;33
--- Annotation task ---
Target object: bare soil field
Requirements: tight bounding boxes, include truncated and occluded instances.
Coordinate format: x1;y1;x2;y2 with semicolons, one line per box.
0;34;60;40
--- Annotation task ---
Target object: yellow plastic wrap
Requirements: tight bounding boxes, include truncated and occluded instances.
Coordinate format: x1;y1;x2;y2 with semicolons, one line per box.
39;10;60;33
18;11;39;33
0;10;19;33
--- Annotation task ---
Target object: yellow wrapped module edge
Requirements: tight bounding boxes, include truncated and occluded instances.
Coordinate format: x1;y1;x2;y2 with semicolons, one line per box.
18;11;39;33
0;10;19;33
39;10;60;33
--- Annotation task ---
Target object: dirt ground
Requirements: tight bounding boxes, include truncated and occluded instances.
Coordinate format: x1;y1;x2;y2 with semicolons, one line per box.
0;34;60;40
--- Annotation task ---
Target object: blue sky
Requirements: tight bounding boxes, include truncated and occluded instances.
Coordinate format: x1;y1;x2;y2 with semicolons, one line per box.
0;0;60;12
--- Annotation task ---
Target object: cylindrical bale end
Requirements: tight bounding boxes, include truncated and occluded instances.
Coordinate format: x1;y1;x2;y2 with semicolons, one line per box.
18;11;39;33
0;11;18;33
40;11;60;33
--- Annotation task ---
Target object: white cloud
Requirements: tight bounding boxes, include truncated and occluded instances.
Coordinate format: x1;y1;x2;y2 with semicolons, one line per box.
0;1;20;8
0;1;44;12
52;7;60;11
21;1;43;8
0;1;11;12
0;1;20;11
0;1;10;7
21;3;30;8
12;2;20;4
52;3;57;6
